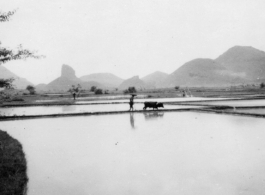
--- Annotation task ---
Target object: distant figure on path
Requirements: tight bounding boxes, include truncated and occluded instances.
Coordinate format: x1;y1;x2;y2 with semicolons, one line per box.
69;84;82;101
73;92;76;100
129;94;136;111
182;90;186;97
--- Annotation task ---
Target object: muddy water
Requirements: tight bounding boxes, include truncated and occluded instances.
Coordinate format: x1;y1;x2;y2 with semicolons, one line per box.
0;104;195;116
2;112;265;195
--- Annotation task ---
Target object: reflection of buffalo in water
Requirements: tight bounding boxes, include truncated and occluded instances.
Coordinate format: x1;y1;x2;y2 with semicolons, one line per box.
143;112;164;120
62;105;77;112
143;102;164;110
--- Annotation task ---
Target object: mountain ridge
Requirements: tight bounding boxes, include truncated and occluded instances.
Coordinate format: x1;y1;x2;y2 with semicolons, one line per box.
0;66;33;89
158;46;265;87
80;73;124;88
2;45;265;90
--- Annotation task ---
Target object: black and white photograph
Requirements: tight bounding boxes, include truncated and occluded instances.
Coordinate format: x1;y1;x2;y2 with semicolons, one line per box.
1;0;265;194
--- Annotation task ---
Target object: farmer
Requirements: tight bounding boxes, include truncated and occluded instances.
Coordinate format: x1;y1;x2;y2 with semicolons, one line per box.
73;92;76;100
129;94;136;111
182;90;186;97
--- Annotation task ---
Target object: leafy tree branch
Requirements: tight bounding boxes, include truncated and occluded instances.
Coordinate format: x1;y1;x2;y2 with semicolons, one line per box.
0;10;16;22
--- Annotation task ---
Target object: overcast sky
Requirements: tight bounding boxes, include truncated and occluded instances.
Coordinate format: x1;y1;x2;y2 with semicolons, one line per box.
1;0;265;85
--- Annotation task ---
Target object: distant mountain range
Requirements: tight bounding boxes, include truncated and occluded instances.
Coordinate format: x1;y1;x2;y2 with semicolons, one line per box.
2;46;265;90
119;76;147;89
0;66;33;89
80;73;124;88
161;46;265;87
36;65;105;92
142;71;169;88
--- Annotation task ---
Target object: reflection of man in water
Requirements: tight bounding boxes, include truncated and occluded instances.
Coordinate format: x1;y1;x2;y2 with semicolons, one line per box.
144;112;164;120
129;94;136;111
130;112;135;129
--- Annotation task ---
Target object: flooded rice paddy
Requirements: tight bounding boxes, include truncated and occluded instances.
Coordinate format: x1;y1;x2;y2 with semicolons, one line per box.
2;112;265;195
0;104;200;116
229;108;265;115
188;99;265;107
2;97;265;194
75;97;231;104
35;97;230;104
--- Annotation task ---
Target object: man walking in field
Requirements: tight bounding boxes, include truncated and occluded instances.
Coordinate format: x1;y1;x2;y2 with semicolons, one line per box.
129;94;136;111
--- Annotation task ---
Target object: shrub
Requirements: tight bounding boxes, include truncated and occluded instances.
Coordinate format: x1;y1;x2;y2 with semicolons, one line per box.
175;86;180;90
26;85;36;95
95;89;103;94
90;86;97;92
11;97;24;101
0;78;14;89
128;87;137;93
0;130;28;194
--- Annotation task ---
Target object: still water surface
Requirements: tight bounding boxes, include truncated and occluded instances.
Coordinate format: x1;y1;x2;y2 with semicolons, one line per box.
1;112;265;195
75;97;229;104
229;108;265;115
189;99;265;107
0;104;195;116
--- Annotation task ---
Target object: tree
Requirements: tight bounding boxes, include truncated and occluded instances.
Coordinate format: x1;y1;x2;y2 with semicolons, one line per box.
0;10;43;65
260;82;265;88
128;87;137;93
26;85;36;95
95;89;103;94
0;10;43;101
68;84;82;100
0;78;14;89
90;86;97;92
0;10;16;22
69;84;82;94
123;87;137;94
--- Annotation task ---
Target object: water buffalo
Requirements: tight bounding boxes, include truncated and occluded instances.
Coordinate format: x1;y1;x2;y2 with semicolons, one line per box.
143;102;164;110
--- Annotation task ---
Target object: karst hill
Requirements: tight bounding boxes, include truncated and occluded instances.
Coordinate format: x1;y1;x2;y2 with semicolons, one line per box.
2;46;265;90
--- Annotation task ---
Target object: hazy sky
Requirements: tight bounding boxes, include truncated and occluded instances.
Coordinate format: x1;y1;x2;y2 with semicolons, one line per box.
1;0;265;84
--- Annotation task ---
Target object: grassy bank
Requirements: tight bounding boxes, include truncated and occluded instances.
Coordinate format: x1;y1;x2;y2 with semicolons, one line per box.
0;130;28;195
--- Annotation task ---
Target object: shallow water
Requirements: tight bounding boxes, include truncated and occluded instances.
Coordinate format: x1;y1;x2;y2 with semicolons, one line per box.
229;108;265;115
0;104;195;116
75;97;229;104
2;112;265;195
190;99;265;107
